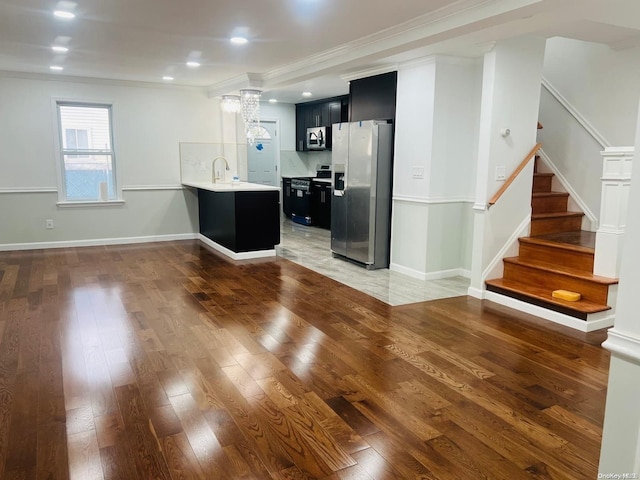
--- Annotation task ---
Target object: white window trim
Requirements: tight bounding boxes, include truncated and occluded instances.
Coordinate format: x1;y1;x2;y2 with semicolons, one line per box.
51;98;124;205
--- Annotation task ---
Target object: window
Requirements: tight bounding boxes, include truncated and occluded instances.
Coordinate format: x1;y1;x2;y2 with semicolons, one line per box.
64;128;89;158
56;102;117;202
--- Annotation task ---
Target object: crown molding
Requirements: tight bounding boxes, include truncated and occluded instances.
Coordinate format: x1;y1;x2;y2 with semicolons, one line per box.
0;69;207;93
395;54;480;72
475;40;497;53
206;72;263;98
340;64;399;82
205;0;544;95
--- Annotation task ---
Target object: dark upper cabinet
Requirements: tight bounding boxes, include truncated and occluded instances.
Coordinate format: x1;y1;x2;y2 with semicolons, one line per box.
329;101;342;126
295;104;307;152
349;71;397;123
295;95;349;151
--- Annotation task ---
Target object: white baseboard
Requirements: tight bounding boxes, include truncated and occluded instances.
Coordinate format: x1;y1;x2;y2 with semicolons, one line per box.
390;263;427;280
467;286;485;299
484;290;614;332
0;233;198;251
482;215;530;282
197;234;276;260
603;329;640;365
390;263;471;281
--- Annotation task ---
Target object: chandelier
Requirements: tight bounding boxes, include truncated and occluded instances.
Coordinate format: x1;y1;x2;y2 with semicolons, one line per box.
240;89;261;144
220;94;241;113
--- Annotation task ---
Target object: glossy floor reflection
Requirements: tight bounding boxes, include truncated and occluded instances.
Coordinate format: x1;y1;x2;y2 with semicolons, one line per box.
277;218;470;306
0;242;608;479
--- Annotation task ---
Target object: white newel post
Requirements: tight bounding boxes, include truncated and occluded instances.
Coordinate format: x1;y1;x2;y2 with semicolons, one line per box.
593;147;634;278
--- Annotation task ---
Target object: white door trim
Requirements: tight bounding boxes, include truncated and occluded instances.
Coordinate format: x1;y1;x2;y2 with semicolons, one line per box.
248;118;281;186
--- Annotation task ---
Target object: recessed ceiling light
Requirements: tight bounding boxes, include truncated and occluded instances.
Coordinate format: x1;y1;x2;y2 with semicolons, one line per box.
162;76;174;81
50;65;64;71
268;98;277;103
53;10;75;19
52;45;69;53
186;61;200;68
302;91;312;97
230;37;248;45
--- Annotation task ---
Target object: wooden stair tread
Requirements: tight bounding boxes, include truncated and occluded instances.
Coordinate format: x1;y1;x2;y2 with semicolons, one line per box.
519;234;594;254
531;211;584;220
531;191;569;198
485;278;612;314
533;172;554;177
503;256;618;284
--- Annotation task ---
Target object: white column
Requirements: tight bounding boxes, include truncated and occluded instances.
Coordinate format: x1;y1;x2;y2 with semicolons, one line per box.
468;36;546;295
594;147;633;278
599;102;640;476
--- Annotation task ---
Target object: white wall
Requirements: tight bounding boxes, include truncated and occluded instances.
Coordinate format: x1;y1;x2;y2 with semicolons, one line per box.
599;98;640;475
431;58;482;200
470;36;546;293
543;37;640;146
391;57;481;279
0;74;218;246
538;87;603;223
260;101;326;177
260;102;296;151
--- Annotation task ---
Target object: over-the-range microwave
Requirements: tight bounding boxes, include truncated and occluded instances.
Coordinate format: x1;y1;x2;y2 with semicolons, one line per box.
306;126;330;150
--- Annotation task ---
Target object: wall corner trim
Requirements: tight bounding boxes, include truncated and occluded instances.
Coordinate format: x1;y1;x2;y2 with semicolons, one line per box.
392;195;475;205
538;149;599;229
541;76;611;149
603;329;640;366
481;214;530;281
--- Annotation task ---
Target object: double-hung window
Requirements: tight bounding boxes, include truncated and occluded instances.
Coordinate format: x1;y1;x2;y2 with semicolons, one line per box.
56;102;118;203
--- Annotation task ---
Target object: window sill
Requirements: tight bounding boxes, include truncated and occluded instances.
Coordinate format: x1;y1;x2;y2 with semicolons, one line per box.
56;200;125;208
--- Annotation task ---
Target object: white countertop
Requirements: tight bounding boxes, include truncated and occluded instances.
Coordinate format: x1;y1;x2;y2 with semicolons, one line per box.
182;181;280;192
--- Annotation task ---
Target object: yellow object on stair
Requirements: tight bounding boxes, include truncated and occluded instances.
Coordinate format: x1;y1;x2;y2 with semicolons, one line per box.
552;290;582;302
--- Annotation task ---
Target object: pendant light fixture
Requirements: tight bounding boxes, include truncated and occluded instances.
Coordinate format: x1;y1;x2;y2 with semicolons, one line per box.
239;89;262;144
220;94;241;113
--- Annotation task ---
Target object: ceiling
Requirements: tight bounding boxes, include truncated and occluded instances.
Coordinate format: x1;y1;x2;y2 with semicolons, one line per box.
1;0;640;104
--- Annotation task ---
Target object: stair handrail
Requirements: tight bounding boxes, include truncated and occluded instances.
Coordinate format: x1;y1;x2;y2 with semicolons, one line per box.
488;143;542;208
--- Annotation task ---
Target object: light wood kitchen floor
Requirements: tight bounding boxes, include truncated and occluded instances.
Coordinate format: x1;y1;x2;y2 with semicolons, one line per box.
0;241;608;479
277;218;470;306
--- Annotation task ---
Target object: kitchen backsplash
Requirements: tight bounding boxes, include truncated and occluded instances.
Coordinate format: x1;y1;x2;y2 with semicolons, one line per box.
280;150;331;177
180;142;246;183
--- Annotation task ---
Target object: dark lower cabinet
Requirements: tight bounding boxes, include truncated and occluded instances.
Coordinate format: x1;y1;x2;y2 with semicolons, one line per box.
282;178;292;217
198;189;280;252
311;181;331;229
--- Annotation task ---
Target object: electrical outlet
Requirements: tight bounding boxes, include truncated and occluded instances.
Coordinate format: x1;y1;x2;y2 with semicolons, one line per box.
411;166;425;179
495;166;506;181
45;219;54;229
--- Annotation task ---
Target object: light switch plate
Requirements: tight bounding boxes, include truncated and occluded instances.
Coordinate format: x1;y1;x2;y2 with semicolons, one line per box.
495;166;506;181
412;166;424;179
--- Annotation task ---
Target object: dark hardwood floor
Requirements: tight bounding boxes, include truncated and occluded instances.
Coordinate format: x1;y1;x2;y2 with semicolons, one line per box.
0;240;609;479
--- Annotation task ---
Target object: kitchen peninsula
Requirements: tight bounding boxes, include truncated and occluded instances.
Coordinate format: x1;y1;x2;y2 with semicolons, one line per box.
182;181;280;260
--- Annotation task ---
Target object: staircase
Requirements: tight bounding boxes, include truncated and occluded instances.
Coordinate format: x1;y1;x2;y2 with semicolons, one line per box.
485;158;618;321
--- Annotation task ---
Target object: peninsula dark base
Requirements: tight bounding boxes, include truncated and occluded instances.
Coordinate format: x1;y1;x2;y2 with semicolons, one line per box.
198;189;280;253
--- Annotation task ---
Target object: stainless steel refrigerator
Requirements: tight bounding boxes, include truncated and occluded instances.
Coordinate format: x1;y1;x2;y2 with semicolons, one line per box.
331;120;393;269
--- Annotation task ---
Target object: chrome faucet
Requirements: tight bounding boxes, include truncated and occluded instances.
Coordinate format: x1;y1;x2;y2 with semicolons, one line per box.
212;156;230;183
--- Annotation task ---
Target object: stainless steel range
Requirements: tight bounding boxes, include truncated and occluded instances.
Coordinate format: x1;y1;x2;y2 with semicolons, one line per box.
290;177;312;225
